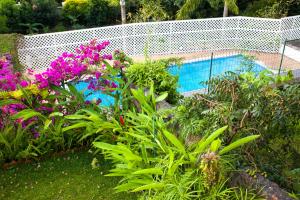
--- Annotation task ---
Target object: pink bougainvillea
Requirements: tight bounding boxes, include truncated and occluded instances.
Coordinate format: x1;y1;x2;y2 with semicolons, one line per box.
0;54;29;91
34;40;113;90
0;40;131;131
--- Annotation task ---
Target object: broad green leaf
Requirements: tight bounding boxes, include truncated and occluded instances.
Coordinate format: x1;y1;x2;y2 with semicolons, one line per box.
219;135;260;155
195;126;228;154
65;115;90;120
132;168;163;175
125;131;152;142
44;119;52;130
163;130;185;153
155;93;168;103
49;112;63;117
210;139;222;152
0;99;22;107
12;109;43;121
62;122;87;132
131;182;165;192
93;142;123;154
114;183;142;192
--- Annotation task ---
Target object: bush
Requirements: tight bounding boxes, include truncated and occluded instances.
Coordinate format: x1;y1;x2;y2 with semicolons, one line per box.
91;88;259;198
0;40;131;163
62;0;89;27
170;70;300;193
126;59;182;104
0;0;20;33
31;0;60;28
18;0;60;33
85;0;117;27
0;16;9;33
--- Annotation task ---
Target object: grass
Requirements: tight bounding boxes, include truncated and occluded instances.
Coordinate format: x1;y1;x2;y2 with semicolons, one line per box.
0;33;22;71
0;150;137;200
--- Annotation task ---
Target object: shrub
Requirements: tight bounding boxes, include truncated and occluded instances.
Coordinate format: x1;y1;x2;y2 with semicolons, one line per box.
85;0;117;27
171;70;300;193
0;40;132;163
92;88;259;198
18;0;60;33
126;59;182;104
0;0;20;33
0;16;9;33
62;0;89;26
31;0;60;28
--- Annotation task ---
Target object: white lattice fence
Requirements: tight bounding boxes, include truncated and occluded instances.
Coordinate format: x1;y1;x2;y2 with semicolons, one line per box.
17;16;300;72
281;15;300;41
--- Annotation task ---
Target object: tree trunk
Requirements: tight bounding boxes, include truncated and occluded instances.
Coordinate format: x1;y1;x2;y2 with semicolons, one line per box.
223;1;229;17
120;0;126;24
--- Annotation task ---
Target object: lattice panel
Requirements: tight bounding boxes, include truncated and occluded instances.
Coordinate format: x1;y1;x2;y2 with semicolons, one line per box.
281;16;300;41
18;16;300;71
239;17;280;31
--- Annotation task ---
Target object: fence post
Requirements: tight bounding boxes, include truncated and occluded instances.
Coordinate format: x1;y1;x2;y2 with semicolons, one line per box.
169;22;173;54
278;39;287;75
122;26;126;53
208;52;214;94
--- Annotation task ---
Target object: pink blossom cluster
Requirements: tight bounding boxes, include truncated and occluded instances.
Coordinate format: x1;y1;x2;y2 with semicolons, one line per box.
0;103;26;129
34;40;112;89
0;54;29;91
87;78;118;91
1;40;129;132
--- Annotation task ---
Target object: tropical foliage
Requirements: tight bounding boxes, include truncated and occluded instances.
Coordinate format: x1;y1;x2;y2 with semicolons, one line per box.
1;40;300;199
126;58;182;104
0;0;299;34
170;70;300;194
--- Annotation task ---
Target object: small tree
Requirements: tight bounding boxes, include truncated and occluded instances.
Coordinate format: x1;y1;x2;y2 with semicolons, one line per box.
177;0;239;19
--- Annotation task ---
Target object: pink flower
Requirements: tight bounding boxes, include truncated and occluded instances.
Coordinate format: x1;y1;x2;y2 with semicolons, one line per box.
20;80;29;88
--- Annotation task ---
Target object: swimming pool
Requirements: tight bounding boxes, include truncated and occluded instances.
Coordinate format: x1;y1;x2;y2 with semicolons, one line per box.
168;55;265;93
75;54;265;105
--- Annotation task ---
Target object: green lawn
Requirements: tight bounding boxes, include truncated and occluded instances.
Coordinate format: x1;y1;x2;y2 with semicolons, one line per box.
0;34;22;71
0;151;137;200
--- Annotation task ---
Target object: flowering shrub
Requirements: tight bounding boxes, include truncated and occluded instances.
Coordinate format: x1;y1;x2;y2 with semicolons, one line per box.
0;40;133;162
0;54;29;91
34;40;109;89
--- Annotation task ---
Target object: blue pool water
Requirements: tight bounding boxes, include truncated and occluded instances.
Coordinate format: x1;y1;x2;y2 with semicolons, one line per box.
168;55;265;93
75;81;115;107
75;55;265;105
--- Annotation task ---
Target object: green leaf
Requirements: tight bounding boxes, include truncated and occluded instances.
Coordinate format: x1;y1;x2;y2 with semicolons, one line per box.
0;99;22;107
219;135;260;155
94;142;123;153
163;130;185;153
44;119;52;130
210;139;222;152
62;122;87;132
65;115;89;120
131;182;165;192
125;131;152;142
114;183;141;192
49;112;63;117
195;126;228;154
155;93;168;103
12;109;43;121
132;168;163;175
